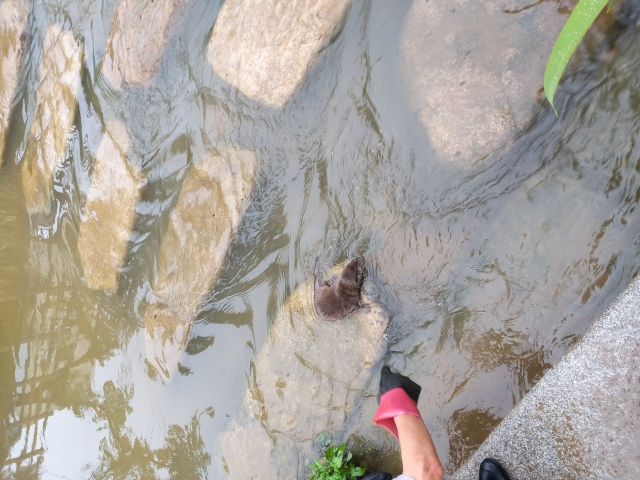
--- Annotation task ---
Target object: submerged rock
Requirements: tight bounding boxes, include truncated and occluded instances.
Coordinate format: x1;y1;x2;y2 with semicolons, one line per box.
77;120;143;291
0;0;29;166
21;23;82;213
144;147;255;378
102;0;188;88
398;0;570;163
216;270;390;478
208;0;350;108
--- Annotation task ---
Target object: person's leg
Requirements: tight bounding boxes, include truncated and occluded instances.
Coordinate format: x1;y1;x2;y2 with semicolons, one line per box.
372;367;444;480
370;366;512;480
395;414;444;480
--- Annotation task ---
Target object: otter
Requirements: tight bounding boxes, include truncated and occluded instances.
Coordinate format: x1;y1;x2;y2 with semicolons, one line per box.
314;256;367;321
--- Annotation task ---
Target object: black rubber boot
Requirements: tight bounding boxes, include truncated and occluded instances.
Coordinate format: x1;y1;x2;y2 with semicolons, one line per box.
479;458;511;480
378;365;421;404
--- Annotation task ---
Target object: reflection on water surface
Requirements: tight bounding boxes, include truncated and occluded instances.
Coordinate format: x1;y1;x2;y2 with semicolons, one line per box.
1;0;640;478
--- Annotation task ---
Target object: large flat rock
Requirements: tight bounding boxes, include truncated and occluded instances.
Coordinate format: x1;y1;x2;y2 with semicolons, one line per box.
21;23;82;213
102;0;188;88
216;270;390;478
0;0;29;166
208;0;350;108
144;147;255;378
399;0;569;164
453;276;640;479
77;120;143;291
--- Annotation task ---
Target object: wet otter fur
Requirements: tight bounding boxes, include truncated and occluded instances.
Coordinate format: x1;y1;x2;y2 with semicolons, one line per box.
314;256;367;321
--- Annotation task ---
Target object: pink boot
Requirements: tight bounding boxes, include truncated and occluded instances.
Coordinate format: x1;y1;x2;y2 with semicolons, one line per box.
373;366;422;439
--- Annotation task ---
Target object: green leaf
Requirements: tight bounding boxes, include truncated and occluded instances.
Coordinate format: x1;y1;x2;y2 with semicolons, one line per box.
309;443;366;480
325;446;335;462
351;466;366;477
544;0;610;115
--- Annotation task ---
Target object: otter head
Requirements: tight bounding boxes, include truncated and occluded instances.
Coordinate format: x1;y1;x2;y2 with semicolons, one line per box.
342;256;365;286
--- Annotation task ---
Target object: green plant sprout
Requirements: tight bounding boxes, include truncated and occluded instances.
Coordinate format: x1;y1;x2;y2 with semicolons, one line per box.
544;0;613;115
308;444;367;480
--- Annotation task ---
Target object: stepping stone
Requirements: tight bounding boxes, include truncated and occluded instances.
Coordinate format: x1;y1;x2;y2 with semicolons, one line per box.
398;0;568;163
145;147;255;378
216;268;389;478
77;120;143;291
22;24;82;213
0;0;29;166
208;0;350;108
102;0;188;88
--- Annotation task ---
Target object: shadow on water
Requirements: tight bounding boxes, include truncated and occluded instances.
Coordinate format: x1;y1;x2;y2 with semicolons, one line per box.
2;0;640;478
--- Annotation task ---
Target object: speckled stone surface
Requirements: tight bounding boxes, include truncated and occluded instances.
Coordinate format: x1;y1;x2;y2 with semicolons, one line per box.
208;0;350;108
452;276;640;480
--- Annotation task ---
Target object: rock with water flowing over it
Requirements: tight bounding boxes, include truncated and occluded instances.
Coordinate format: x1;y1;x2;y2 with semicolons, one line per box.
215;273;390;479
144;147;255;378
77;120;143;291
21;24;82;213
398;0;571;164
102;0;188;88
208;0;350;108
0;0;29;166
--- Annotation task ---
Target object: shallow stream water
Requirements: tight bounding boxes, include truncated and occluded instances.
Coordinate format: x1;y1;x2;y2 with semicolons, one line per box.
2;1;640;478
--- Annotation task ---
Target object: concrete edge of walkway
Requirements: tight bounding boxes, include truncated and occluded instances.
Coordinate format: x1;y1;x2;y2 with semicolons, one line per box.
452;274;640;480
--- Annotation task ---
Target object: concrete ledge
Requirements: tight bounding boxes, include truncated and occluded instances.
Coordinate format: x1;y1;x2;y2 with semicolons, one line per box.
453;275;640;479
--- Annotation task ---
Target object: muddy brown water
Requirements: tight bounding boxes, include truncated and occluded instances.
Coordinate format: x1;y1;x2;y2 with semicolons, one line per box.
2;0;640;478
